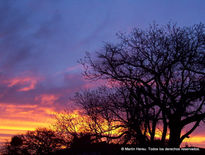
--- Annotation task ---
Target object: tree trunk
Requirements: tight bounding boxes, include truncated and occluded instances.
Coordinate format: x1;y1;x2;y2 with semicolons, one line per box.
161;109;168;146
150;121;156;144
168;117;182;147
132;123;146;146
161;119;167;144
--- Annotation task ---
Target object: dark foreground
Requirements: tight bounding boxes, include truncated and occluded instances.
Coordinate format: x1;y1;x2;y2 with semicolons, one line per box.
49;144;205;155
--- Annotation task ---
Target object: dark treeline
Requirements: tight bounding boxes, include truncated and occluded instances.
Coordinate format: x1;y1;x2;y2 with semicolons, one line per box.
2;23;205;154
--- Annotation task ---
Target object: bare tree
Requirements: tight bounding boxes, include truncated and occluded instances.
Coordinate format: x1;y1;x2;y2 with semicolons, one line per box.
2;128;66;155
80;23;205;147
73;87;132;144
73;85;164;146
53;105;123;145
53;110;93;144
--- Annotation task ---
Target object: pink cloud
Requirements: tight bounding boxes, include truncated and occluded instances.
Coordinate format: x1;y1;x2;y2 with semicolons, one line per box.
35;94;59;105
6;76;41;92
65;64;82;72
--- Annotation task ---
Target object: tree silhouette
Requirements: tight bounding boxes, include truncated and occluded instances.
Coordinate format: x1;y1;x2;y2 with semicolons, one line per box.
53;110;121;152
74;87;148;145
3;128;66;155
80;23;205;147
53;109;114;145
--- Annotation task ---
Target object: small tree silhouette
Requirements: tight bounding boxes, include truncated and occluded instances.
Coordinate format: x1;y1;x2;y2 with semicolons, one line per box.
2;128;66;154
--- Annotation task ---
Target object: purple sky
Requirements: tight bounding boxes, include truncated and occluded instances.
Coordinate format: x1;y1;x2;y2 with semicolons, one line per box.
0;0;205;147
1;0;205;75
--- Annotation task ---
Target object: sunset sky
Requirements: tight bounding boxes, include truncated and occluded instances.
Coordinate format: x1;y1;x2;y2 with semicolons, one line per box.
0;0;205;147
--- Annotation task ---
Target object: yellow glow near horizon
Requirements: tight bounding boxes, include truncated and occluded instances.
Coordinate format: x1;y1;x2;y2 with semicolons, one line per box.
183;136;205;143
0;102;57;145
0;106;205;148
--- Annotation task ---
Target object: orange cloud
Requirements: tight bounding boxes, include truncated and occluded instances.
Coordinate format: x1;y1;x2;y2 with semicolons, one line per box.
35;94;59;105
0;102;57;145
0;103;56;127
7;76;40;91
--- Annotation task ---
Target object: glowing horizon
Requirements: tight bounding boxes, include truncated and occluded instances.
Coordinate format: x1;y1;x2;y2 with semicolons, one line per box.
1;106;205;148
0;0;204;149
